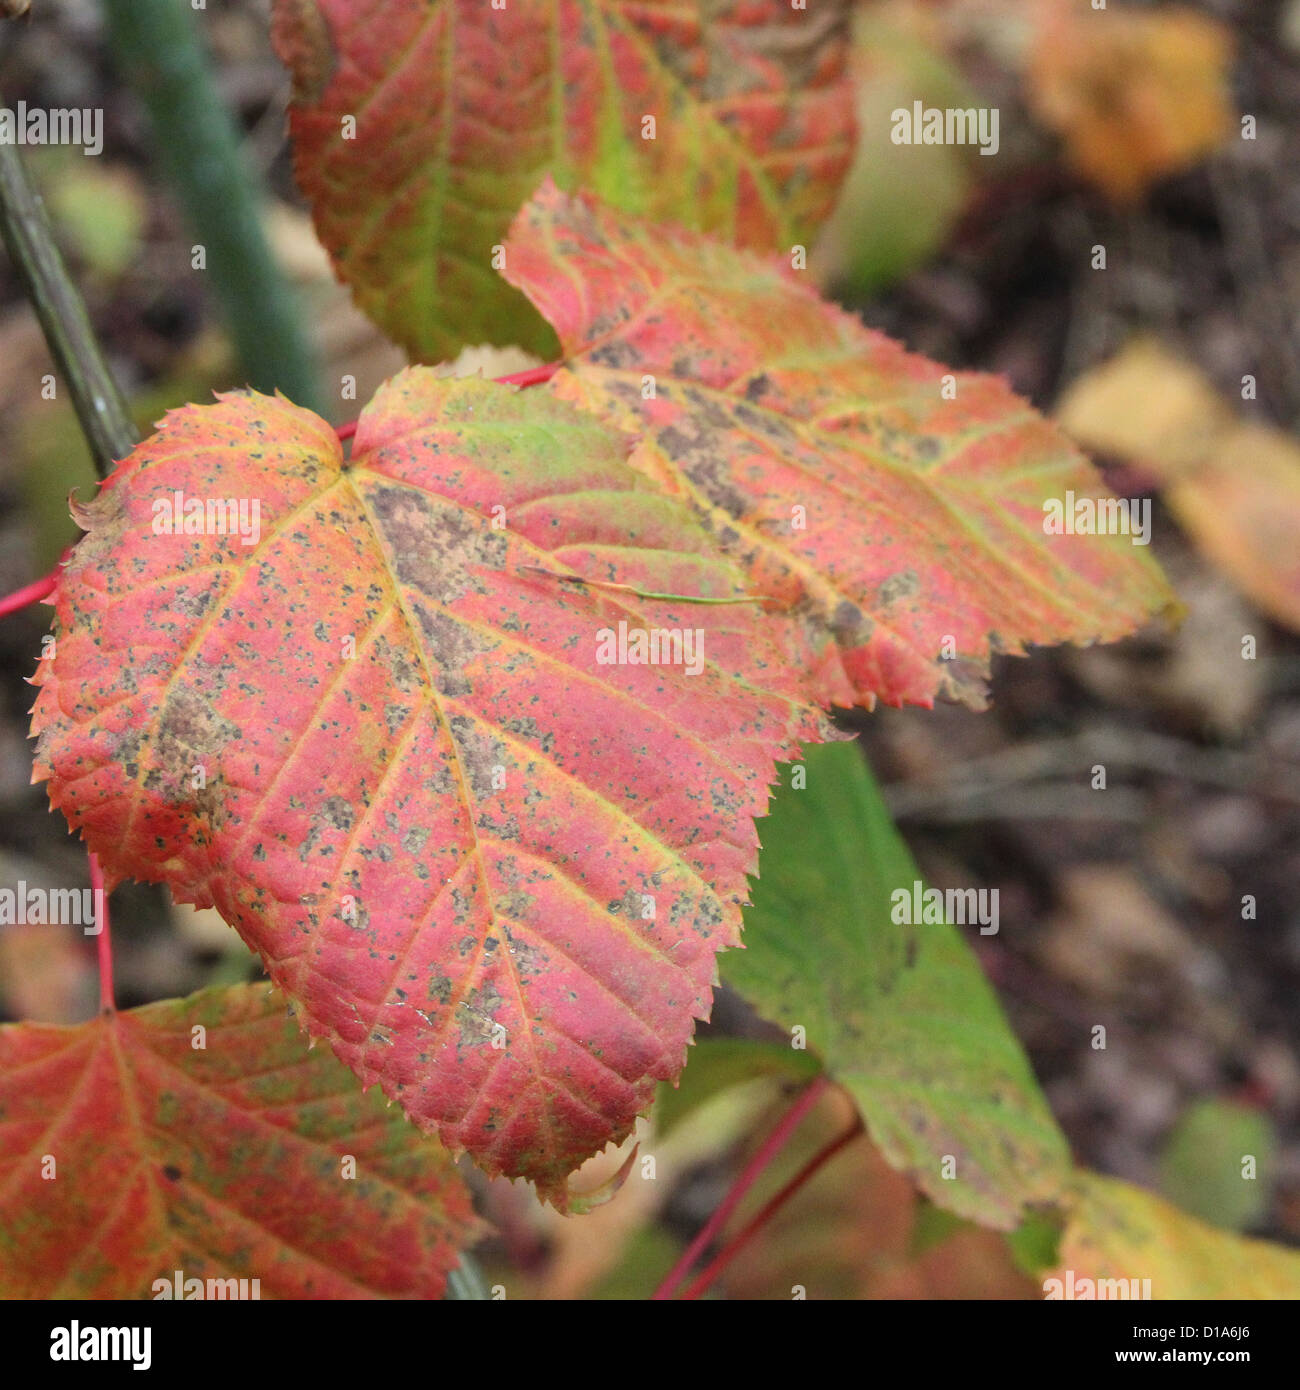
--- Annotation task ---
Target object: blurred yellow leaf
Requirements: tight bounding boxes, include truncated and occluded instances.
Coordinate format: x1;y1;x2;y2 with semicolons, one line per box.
1026;2;1235;202
1059;340;1300;631
1053;1172;1300;1299
1173;426;1300;634
1056;339;1234;470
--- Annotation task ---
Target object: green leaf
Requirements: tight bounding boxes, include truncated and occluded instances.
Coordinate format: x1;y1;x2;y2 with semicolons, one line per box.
723;741;1071;1228
818;12;975;296
1158;1099;1275;1232
654;1037;822;1139
1005;1209;1064;1278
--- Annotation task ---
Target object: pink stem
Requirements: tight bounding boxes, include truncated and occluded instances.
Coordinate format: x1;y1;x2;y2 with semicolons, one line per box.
494;362;561;388
332;361;561;444
678;1116;864;1301
89;851;115;1013
0;571;56;619
651;1074;829;1301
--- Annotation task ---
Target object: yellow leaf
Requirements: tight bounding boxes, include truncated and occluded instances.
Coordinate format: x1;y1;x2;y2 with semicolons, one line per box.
1051;1172;1300;1300
1057;338;1233;473
1059;340;1300;632
1171;425;1300;632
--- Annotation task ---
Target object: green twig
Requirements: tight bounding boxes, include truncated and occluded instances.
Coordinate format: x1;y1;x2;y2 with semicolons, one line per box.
0;104;136;477
104;0;322;411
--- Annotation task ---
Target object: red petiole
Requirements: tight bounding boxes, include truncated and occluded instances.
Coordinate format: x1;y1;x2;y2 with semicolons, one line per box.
334;360;561;443
678;1115;864;1300
652;1074;830;1300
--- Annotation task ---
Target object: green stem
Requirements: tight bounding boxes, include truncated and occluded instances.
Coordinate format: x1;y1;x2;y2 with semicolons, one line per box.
0;110;136;477
104;0;322;412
